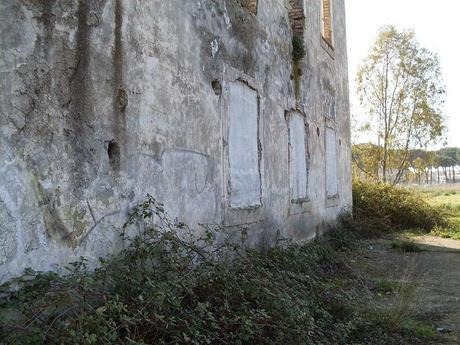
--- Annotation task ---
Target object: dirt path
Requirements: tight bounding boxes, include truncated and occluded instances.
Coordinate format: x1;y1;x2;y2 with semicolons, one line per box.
356;236;460;344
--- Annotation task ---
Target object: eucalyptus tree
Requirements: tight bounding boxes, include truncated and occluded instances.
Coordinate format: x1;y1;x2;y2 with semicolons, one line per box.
357;26;446;184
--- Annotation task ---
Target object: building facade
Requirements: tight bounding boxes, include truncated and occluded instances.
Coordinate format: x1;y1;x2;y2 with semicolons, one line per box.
0;0;352;280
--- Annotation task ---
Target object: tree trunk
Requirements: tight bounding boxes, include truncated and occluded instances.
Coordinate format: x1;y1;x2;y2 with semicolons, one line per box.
382;146;387;184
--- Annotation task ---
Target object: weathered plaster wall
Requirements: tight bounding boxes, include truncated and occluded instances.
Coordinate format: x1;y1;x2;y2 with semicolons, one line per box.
0;0;351;281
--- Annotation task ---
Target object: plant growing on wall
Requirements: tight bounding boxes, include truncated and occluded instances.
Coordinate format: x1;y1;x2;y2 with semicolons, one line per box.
292;35;305;62
292;35;305;102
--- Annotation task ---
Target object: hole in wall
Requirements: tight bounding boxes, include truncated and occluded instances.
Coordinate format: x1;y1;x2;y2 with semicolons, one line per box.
108;140;121;170
212;80;222;96
317;127;320;137
339;139;342;146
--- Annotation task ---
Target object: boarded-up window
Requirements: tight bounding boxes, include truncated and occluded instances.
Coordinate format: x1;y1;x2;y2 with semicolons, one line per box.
321;0;333;46
289;112;308;201
325;127;338;197
228;82;261;208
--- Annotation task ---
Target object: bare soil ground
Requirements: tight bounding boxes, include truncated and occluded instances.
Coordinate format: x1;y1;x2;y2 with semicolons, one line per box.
352;235;460;345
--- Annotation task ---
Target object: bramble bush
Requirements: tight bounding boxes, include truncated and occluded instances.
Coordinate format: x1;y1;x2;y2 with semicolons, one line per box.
352;181;449;236
0;195;435;344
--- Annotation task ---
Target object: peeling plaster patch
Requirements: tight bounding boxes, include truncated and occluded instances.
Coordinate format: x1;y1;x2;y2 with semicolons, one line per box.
211;38;220;58
132;149;218;224
223;4;231;28
0;196;16;265
32;178;73;245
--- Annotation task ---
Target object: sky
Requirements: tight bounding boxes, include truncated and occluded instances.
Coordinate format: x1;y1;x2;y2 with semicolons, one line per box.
345;0;460;148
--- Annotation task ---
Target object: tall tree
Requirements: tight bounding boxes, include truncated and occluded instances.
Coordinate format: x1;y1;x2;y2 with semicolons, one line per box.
356;26;446;184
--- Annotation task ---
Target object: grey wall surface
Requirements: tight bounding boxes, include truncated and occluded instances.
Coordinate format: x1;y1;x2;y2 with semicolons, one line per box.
0;0;352;281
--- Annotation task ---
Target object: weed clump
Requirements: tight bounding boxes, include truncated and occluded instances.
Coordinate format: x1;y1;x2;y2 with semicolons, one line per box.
352;181;449;236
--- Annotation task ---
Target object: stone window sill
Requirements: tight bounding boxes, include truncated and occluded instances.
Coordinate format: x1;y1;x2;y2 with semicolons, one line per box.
321;37;335;60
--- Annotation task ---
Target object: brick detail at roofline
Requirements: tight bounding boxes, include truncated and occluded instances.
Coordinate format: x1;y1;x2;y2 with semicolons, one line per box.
241;0;258;15
288;0;305;37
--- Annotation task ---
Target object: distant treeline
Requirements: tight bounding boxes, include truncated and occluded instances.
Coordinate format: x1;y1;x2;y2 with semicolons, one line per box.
352;145;459;184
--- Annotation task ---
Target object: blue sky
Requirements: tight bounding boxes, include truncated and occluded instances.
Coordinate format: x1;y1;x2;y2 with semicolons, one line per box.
345;0;460;148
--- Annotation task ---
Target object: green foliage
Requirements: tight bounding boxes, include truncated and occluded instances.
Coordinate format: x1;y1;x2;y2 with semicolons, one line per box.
437;147;460;167
323;214;359;251
0;195;436;344
422;186;460;239
352;143;382;181
292;35;305;62
352;181;449;235
367;311;437;339
431;225;460;240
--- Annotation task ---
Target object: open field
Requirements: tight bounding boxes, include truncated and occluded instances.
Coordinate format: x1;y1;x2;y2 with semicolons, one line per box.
412;185;460;240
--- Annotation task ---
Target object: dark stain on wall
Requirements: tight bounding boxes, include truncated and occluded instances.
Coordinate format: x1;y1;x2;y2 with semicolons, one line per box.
31;176;73;246
225;0;261;76
40;0;56;60
67;0;94;197
112;0;126;171
107;140;121;171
